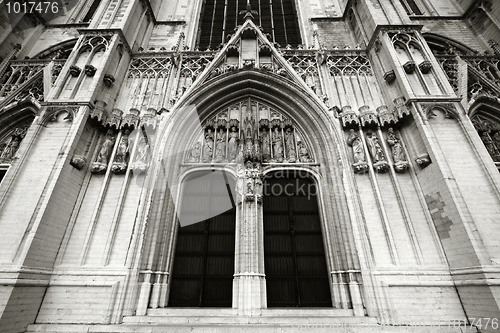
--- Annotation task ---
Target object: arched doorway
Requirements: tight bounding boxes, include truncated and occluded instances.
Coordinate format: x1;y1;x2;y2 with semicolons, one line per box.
263;171;332;307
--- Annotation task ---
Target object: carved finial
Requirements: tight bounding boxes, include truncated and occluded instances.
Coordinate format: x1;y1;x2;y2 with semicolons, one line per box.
240;0;258;21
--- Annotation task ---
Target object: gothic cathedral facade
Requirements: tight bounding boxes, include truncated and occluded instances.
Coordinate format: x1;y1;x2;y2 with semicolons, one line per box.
1;0;500;332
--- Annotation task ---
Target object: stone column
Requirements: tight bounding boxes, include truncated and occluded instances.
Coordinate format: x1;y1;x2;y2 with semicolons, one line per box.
233;161;266;314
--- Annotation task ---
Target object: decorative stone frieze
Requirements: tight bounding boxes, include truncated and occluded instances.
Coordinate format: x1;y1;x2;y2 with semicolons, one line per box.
104;108;123;129
121;109;140;129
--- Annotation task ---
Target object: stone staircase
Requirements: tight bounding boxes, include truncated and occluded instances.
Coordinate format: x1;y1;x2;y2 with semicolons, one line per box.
25;308;479;332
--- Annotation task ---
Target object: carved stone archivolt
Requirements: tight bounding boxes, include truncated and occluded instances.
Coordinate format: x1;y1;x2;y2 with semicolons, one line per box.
184;98;314;165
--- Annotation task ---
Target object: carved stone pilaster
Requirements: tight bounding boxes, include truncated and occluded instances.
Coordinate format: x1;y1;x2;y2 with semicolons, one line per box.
340;106;359;128
359;106;379;128
377;105;397;127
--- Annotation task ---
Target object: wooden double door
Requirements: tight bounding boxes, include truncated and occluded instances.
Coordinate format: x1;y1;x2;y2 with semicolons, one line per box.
169;173;331;307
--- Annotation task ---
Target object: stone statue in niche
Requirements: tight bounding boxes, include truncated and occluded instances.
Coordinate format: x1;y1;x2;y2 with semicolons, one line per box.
386;128;409;173
255;177;263;203
298;141;312;163
346;129;368;174
228;126;239;162
202;129;214;162
214;128;226;162
91;129;116;173
187;141;201;162
365;130;389;173
0;126;27;163
111;129;131;174
131;135;150;172
285;127;296;162
272;127;284;162
366;130;385;162
253;137;262;162
261;128;271;162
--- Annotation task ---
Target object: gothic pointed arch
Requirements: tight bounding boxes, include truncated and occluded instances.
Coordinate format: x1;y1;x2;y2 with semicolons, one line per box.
136;68;366;314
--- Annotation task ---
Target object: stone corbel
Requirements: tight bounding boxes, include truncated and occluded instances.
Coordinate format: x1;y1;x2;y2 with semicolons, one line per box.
418;61;432;74
69;65;81;77
403;61;416;74
103;73;115;87
70;155;87;170
415;153;431;168
377;105;397;127
359;106;379;128
84;64;97;77
340;106;359;128
384;70;396;84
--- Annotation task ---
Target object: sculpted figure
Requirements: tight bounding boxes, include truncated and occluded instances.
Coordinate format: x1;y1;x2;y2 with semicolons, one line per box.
298;142;312;162
187;141;201;162
386;128;406;163
346;129;366;163
97;129;116;165
135;136;150;164
365;130;385;163
228;126;239;162
261;128;271;162
284;127;296;162
272;127;284;162
202;129;214;162
215;128;226;162
114;130;130;163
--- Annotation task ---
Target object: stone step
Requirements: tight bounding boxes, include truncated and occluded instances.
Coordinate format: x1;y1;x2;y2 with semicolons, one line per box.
25;323;478;333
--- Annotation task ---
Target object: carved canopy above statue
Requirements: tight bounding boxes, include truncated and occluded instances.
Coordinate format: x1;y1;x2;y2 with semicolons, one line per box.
184;97;314;165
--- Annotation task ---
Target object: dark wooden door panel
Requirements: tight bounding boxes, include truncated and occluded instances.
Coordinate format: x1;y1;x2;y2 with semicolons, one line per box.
264;175;332;307
169;171;236;307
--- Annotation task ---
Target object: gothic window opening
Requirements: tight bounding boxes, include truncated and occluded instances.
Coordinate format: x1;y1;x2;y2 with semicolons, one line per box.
169;171;236;307
399;0;422;15
263;173;332;307
197;0;302;50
